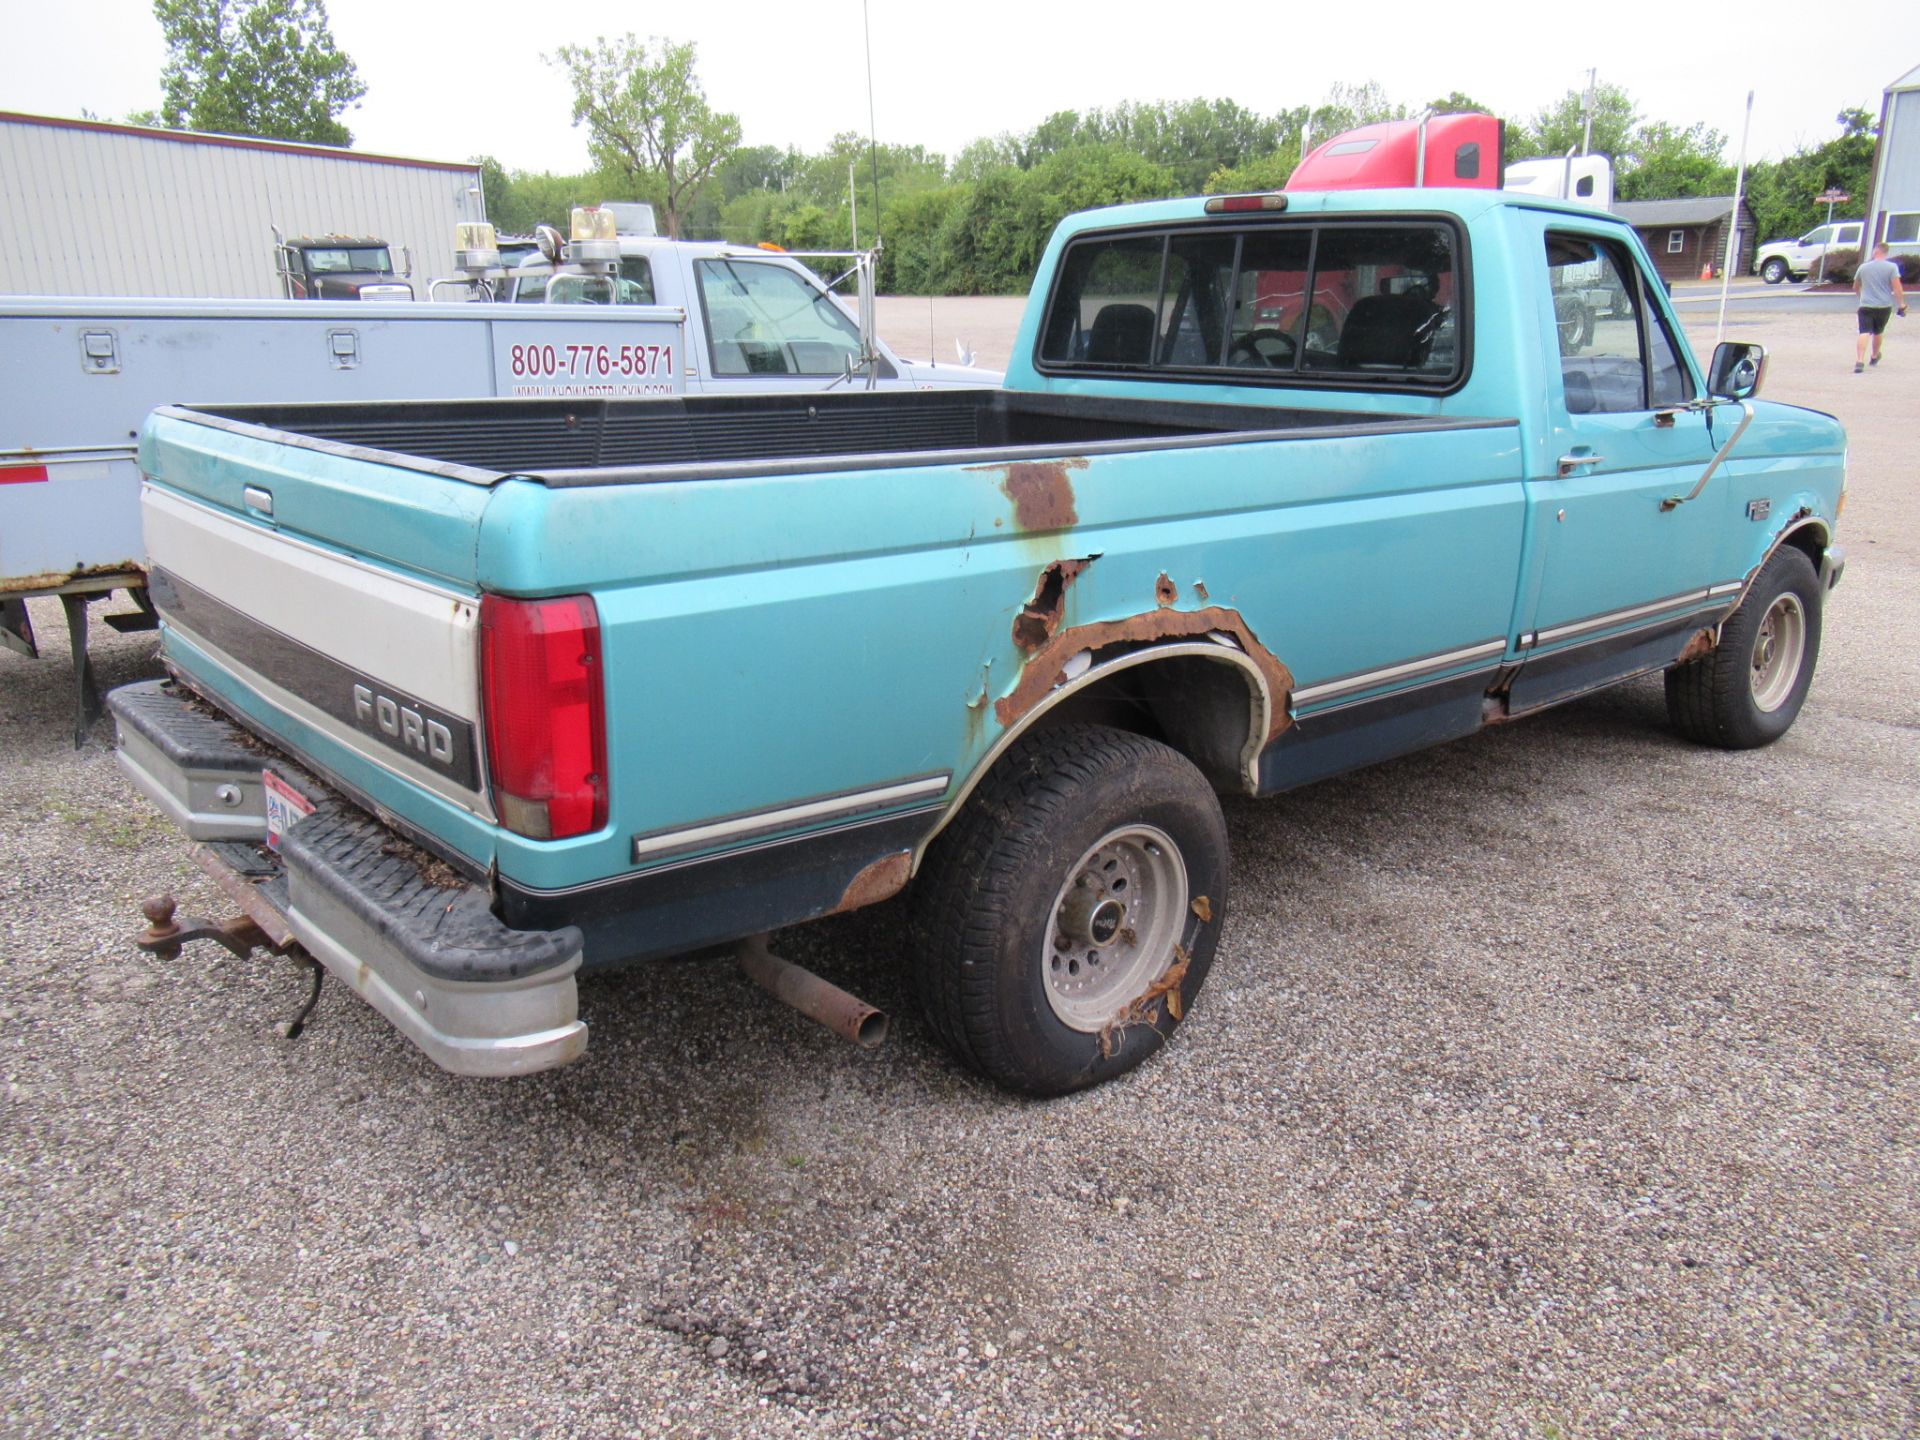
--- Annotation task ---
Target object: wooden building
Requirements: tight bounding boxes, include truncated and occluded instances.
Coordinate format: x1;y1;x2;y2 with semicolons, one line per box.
1613;196;1759;281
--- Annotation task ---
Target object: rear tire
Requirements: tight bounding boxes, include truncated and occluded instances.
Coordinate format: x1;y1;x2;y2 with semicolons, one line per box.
908;725;1228;1096
1665;546;1823;748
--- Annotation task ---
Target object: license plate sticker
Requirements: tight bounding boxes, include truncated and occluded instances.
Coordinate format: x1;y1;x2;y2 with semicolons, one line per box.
262;770;315;851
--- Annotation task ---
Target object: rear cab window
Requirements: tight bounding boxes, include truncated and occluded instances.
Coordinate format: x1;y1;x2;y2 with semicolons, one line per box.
1037;219;1465;391
516;257;656;305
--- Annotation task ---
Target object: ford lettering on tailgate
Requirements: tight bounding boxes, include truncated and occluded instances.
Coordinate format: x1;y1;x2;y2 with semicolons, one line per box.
148;567;482;791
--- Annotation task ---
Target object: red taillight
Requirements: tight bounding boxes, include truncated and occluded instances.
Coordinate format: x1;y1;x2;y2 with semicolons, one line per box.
480;593;607;840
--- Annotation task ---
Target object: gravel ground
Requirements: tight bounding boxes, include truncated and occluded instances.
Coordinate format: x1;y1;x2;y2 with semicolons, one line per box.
2;303;1915;1439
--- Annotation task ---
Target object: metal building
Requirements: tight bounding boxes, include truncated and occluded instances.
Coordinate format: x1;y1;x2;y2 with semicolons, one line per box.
1864;63;1920;254
0;110;485;299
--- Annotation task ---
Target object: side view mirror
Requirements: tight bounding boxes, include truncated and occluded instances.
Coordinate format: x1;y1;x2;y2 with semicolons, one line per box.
1708;341;1766;400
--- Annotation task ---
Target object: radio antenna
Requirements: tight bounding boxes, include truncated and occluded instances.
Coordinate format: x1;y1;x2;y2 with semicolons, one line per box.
863;0;882;243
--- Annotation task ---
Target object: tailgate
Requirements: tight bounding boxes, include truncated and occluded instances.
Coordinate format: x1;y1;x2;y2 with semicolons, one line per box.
139;408;499;843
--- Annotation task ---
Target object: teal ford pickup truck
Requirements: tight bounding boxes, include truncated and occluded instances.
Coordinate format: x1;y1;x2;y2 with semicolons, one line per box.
111;186;1846;1095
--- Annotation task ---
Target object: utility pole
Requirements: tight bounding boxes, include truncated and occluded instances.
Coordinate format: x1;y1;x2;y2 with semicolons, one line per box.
1717;90;1755;344
1581;68;1596;155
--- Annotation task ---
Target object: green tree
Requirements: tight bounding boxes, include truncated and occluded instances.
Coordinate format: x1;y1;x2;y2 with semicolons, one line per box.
716;145;801;200
1018;111;1087;167
877;186;966;292
549;34;742;239
1745;107;1878;246
1204;150;1299;195
1425;91;1490;116
470;156;619;235
1014;145;1174;255
951;135;1021;182
143;0;364;145
1511;81;1637;161
1309;80;1406;137
1616;121;1732;200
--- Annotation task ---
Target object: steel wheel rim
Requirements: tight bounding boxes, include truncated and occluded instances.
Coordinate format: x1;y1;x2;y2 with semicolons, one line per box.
1750;592;1807;712
1041;824;1188;1033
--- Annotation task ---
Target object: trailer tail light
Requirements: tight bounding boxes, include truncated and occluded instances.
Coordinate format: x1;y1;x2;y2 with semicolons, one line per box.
480;594;607;840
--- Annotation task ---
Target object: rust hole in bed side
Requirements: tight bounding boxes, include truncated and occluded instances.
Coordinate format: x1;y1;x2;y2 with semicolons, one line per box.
971;457;1086;533
1155;572;1177;607
1012;557;1096;652
994;605;1295;743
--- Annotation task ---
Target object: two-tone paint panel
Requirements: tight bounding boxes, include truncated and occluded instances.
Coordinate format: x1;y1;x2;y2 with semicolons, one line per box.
472;417;1526;917
139;476;501;871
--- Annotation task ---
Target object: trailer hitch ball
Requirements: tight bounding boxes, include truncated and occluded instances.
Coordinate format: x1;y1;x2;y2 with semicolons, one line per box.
130;894;322;1040
138;894;185;960
132;893;273;962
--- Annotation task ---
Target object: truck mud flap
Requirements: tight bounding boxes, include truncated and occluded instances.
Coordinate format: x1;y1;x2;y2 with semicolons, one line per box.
109;680;587;1076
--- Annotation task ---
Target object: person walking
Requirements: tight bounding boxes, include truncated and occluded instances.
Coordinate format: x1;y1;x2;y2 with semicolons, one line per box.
1855;243;1907;372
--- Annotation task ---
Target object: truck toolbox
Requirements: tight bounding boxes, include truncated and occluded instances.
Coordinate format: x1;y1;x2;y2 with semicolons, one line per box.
110;680;587;1076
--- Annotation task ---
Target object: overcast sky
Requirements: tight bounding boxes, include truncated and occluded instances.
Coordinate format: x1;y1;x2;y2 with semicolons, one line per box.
3;0;1903;174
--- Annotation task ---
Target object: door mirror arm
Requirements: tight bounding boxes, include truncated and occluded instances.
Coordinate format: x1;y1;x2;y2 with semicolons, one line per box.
1660;401;1754;511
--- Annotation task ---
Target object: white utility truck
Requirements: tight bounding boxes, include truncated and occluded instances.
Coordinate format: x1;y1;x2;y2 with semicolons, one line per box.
1;211;1001;740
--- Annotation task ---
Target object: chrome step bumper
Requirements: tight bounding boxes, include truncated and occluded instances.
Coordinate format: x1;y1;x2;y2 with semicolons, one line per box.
109;681;587;1077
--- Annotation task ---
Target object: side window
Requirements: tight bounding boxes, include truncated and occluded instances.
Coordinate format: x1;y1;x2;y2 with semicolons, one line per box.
1646;304;1695;407
514;264;651;306
618;257;655;304
696;259;869;377
1546;233;1690;412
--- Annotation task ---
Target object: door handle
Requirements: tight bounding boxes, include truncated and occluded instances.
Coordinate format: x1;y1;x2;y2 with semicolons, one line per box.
1557;452;1604;476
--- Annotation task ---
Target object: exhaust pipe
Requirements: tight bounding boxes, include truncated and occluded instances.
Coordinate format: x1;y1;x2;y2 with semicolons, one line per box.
736;934;889;1049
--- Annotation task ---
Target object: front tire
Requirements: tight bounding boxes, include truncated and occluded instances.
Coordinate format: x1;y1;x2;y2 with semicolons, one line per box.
1760;258;1788;285
909;725;1229;1096
1665;546;1823;748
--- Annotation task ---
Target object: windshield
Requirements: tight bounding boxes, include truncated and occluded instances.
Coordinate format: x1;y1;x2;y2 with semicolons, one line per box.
694;258;865;376
302;247;393;273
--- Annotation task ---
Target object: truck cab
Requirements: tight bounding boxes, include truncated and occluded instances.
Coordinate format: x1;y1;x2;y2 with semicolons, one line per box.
483;216;999;390
273;232;414;301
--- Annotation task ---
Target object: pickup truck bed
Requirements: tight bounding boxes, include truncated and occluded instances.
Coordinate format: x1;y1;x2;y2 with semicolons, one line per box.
174;388;1508;481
